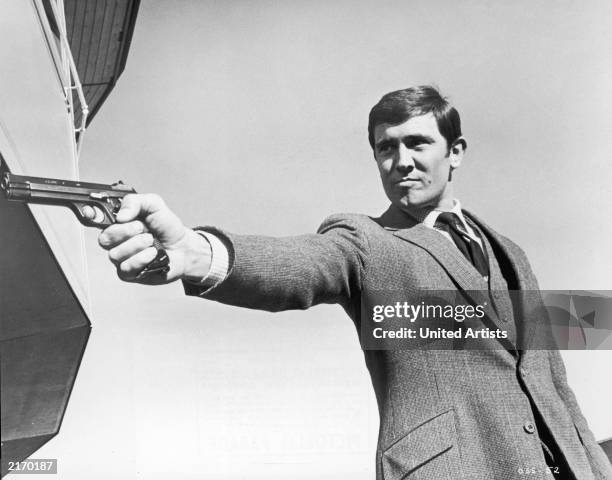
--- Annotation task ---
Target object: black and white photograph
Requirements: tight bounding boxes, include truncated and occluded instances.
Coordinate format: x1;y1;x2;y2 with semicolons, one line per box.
2;1;612;479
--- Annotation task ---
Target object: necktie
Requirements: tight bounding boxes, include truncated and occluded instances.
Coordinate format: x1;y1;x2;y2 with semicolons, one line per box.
434;212;489;277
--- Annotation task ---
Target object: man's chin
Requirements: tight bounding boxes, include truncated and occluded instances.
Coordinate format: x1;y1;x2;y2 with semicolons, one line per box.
394;199;432;218
393;192;451;215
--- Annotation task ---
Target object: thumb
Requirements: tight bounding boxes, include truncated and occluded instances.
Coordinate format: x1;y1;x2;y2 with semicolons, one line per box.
115;193;165;223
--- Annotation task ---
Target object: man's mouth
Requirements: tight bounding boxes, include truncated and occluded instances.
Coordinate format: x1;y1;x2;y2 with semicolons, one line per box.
393;177;421;186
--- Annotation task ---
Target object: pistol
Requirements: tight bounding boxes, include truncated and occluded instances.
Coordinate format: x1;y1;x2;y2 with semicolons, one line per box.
1;172;169;278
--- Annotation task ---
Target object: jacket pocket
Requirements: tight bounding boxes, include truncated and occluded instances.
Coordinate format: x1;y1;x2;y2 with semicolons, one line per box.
382;408;459;480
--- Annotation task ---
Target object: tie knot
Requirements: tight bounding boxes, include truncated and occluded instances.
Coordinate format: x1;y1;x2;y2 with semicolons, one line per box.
435;212;465;233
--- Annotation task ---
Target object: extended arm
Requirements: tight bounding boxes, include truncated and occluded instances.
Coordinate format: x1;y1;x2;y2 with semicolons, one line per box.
97;194;368;310
183;215;368;311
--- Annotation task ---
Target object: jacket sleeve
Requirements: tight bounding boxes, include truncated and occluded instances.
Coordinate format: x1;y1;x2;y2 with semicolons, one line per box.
182;214;369;312
548;350;612;478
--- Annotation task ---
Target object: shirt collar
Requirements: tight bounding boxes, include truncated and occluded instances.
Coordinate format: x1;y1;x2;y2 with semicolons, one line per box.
380;200;470;231
422;199;469;231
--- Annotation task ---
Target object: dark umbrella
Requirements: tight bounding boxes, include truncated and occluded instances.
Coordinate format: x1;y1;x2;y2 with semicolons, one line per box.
0;189;90;477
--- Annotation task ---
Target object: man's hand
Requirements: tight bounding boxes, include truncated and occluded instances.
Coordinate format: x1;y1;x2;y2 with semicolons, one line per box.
92;194;212;284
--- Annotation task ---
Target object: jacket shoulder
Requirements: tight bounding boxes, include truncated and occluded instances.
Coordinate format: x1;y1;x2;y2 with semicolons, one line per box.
492;229;528;258
317;212;383;234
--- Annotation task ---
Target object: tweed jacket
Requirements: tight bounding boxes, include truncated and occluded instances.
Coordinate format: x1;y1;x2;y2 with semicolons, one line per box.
184;205;612;480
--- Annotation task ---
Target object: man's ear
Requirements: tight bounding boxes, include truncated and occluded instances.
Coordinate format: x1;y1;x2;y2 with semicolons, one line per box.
449;136;467;170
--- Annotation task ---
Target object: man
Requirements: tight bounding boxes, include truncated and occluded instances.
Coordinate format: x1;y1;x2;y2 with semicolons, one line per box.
96;86;612;479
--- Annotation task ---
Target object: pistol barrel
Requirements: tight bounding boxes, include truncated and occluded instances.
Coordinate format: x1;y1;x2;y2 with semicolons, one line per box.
1;172;32;200
2;172;135;201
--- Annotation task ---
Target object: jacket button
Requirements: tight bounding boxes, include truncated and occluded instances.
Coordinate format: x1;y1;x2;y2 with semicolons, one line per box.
524;422;536;434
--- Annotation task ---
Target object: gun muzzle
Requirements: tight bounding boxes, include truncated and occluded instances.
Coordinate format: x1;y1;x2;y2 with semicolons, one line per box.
0;172;8;192
1;173;31;200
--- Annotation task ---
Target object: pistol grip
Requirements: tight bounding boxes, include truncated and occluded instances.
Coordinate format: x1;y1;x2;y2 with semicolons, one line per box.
136;240;170;280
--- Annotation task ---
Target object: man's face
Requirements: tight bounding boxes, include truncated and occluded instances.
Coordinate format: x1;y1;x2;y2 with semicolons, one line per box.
373;113;463;215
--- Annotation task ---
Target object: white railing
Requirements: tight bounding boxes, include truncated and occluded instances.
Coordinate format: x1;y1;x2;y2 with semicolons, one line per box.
32;0;89;159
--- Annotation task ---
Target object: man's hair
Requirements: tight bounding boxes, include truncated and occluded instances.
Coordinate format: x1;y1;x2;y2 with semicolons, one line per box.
367;85;462;151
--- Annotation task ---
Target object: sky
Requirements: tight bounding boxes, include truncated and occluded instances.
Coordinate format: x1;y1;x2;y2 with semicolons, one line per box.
11;1;612;478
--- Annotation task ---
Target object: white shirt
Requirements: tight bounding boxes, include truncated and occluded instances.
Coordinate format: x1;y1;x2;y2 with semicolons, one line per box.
423;199;484;251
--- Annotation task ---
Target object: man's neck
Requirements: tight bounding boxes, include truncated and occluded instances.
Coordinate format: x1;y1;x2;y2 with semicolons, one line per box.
401;199;458;224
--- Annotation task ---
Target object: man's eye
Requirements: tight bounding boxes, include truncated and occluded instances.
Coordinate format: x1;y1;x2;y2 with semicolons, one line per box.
378;144;394;154
405;140;427;151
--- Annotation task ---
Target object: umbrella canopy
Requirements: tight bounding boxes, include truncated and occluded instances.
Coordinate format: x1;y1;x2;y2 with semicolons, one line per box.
0;182;90;476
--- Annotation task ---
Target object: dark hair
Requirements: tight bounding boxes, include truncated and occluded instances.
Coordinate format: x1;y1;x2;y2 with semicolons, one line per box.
367;85;462;151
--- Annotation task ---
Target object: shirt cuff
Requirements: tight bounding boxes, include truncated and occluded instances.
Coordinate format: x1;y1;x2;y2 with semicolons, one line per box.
192;230;230;287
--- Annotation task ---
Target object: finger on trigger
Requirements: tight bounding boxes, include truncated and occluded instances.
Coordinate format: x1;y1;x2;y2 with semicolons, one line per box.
82;205;95;220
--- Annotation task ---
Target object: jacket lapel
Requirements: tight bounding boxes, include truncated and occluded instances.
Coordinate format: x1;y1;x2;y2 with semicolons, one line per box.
461;210;527;290
392;224;487;292
377;205;504;334
378;204;487;292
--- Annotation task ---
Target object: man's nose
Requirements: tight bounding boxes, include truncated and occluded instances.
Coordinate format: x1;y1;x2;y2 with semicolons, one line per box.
395;143;415;174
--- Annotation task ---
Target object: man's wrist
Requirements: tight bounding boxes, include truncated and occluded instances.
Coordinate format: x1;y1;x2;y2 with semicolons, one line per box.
180;228;213;282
